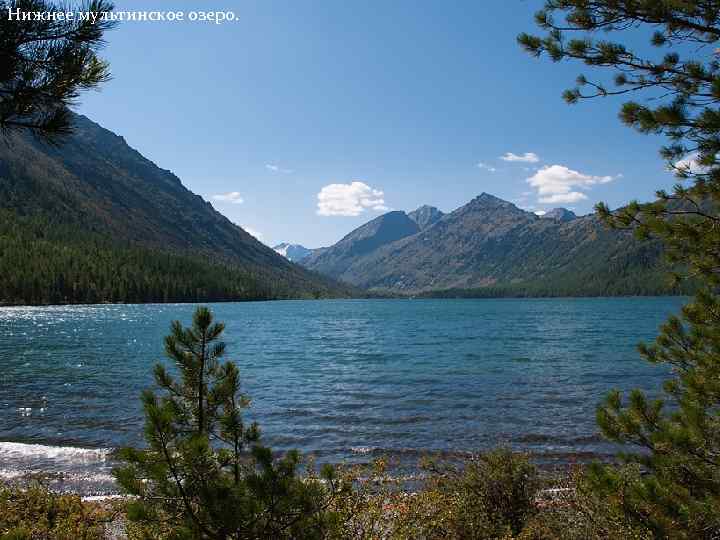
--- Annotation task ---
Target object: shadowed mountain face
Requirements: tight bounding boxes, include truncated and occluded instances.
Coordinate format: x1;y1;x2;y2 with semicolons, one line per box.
1;115;275;266
0;114;347;302
301;193;673;295
408;205;444;229
301;210;420;278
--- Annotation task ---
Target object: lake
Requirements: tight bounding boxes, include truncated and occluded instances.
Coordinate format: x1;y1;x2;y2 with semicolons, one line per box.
0;297;686;494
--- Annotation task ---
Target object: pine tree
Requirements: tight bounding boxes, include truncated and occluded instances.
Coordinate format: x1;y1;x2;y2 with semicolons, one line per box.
114;307;343;539
0;0;116;142
521;2;720;537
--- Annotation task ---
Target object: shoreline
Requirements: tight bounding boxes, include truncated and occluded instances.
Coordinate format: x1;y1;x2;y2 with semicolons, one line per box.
0;293;690;309
0;438;618;498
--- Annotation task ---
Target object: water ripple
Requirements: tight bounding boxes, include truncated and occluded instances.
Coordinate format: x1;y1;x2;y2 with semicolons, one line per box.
0;298;685;493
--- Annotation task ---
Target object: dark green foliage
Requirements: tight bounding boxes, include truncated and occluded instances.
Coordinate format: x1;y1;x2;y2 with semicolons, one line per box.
115;307;343;539
420;254;695;298
424;450;540;538
0;210;331;304
0;0;116;142
592;290;720;537
521;1;720;537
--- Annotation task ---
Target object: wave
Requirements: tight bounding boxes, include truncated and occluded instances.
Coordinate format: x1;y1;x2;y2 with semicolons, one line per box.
0;441;111;462
350;446;378;455
0;441;117;496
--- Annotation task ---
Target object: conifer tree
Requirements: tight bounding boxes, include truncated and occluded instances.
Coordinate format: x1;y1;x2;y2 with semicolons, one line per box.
114;307;342;539
0;0;116;142
520;2;720;537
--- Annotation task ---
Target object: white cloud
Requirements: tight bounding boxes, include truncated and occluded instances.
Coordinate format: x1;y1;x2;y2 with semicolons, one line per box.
316;181;387;217
500;152;540;163
266;164;293;174
534;210;547;216
539;191;588;204
527;165;616;204
477;162;497;172
212;191;244;204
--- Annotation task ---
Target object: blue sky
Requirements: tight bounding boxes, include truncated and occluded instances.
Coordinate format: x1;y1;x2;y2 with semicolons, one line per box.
78;0;675;248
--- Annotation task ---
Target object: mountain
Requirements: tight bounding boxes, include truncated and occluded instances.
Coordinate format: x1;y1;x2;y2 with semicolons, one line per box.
541;208;577;222
273;243;313;262
408;205;444;229
301;193;682;296
301;210;420;278
0;114;348;305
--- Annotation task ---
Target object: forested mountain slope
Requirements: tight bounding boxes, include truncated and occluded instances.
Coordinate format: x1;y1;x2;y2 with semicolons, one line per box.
0;114;348;305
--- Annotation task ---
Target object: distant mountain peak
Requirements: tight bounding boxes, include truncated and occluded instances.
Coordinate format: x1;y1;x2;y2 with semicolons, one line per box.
473;193;513;206
408;205;444;230
467;193;526;216
343;211;419;244
273;243;313;262
382;210;408;218
541;208;577;222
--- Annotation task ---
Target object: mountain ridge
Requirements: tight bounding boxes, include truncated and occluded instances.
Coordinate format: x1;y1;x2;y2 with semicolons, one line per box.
299;193;682;296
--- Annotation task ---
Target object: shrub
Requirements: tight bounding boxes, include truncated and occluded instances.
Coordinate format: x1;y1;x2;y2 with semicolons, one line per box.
519;466;653;540
0;481;112;539
423;449;540;539
331;449;541;539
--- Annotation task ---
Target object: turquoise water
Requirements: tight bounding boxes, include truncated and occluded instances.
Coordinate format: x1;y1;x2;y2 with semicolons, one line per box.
0;298;685;493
